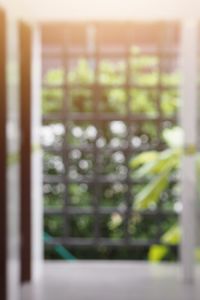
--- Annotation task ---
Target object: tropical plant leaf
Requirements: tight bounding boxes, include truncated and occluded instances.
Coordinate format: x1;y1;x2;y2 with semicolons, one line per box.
148;224;181;262
132;149;180;179
148;245;169;262
133;160;158;179
148;150;180;175
129;151;158;169
134;173;169;210
161;224;181;245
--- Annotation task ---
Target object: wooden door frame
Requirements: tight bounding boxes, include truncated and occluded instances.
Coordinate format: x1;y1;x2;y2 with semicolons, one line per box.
19;21;32;283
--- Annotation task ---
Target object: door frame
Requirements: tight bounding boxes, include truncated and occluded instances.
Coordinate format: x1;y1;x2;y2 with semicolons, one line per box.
19;21;32;283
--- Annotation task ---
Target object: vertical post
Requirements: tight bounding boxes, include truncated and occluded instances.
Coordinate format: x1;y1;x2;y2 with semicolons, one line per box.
6;7;21;300
31;25;43;281
180;20;198;283
0;8;7;300
19;21;32;283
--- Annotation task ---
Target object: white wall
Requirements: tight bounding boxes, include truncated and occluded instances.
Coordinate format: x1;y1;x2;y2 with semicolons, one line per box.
20;0;200;21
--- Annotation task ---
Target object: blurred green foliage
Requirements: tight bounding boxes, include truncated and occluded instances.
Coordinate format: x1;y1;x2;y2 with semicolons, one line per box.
42;53;180;260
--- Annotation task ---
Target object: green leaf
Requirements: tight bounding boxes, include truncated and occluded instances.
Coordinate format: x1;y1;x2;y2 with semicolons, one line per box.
148;245;169;262
148;224;180;262
133;149;180;179
161;224;181;245
134;173;169;210
133;160;158;178
130;151;158;169
150;150;180;174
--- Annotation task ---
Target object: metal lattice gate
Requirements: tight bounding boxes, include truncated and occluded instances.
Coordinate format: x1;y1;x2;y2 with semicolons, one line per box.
42;22;180;259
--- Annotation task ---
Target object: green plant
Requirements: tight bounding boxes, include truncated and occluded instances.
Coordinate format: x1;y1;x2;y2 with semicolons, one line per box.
42;53;180;260
110;127;183;261
131;127;183;209
130;127;200;262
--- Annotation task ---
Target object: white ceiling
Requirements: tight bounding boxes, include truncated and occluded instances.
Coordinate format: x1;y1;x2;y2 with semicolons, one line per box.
18;0;200;21
1;0;200;21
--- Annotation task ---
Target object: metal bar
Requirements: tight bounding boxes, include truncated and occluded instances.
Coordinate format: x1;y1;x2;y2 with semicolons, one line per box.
124;35;132;245
154;25;166;241
62;35;70;239
44;207;178;216
92;25;101;242
43;174;178;185
42;83;178;90
43;113;177;123
42;144;169;155
44;237;179;248
42;50;179;59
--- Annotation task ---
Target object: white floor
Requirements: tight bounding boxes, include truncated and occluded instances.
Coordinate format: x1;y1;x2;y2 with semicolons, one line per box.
21;262;200;300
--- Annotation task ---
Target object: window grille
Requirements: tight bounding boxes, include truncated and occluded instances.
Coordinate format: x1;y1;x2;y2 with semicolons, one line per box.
42;22;180;259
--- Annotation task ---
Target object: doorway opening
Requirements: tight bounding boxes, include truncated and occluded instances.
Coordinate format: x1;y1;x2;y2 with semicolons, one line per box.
41;22;180;262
